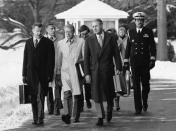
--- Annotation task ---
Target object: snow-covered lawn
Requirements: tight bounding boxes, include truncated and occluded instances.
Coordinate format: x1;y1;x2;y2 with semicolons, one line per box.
0;45;176;130
151;61;176;80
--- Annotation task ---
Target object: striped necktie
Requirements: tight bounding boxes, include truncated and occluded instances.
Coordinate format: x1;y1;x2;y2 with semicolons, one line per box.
98;34;103;47
34;39;38;48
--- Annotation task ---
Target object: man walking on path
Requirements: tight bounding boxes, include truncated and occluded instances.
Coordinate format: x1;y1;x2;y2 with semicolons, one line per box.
84;19;122;126
22;23;55;125
124;12;156;115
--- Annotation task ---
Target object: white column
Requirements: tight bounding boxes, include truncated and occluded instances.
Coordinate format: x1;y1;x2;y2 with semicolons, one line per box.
115;19;119;32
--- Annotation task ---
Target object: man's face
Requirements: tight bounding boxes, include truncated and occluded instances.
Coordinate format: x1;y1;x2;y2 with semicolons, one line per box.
65;27;74;40
32;26;42;39
135;19;144;28
46;25;55;36
80;30;89;39
92;21;103;34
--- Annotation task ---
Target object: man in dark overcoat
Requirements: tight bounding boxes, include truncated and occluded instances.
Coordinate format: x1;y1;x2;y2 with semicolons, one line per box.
84;19;122;126
22;23;55;125
44;23;63;115
124;12;156;114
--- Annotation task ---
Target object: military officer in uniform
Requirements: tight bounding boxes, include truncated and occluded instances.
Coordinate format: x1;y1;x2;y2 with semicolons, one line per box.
124;12;156;114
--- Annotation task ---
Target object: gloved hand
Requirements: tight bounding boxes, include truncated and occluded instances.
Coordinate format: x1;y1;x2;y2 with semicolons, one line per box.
48;76;53;82
22;76;27;84
149;60;155;69
123;62;129;71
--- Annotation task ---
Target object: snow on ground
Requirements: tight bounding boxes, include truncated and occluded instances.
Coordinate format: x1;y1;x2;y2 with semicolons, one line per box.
151;61;176;80
0;44;176;130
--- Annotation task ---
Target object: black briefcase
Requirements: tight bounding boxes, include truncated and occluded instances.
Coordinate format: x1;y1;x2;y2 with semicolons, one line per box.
75;62;84;78
19;84;31;104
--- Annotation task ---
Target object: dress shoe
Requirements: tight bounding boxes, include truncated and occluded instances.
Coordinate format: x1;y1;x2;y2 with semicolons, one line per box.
74;118;80;123
37;120;44;126
135;110;142;115
143;105;148;112
96;118;103;126
107;111;112;122
62;114;71;124
54;110;60;116
48;112;54;115
116;107;120;111
86;100;92;109
32;121;37;125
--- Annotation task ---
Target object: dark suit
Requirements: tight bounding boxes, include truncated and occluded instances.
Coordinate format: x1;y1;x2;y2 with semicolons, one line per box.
125;27;156;112
22;36;55;122
44;35;63;115
84;32;122;117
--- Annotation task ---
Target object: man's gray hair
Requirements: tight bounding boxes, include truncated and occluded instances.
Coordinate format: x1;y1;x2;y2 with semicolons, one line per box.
93;19;103;25
64;24;75;33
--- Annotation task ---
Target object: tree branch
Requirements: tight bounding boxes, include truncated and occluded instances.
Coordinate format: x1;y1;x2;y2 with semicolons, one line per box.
0;39;28;50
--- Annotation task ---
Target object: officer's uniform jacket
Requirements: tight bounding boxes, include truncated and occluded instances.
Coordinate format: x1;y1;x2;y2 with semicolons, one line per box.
124;27;156;67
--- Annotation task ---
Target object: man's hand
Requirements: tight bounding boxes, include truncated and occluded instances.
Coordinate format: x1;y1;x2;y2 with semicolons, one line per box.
115;70;121;75
123;62;129;71
149;60;155;69
55;74;62;87
85;75;91;84
48;77;53;82
22;76;27;84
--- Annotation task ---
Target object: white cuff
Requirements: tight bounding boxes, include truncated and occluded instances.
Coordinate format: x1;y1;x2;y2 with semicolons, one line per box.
124;59;129;62
150;56;156;60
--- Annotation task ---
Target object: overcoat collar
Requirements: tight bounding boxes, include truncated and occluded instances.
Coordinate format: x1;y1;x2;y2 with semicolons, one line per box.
93;31;111;58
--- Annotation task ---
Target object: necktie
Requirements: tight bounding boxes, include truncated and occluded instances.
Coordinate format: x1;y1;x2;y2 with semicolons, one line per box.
137;29;141;35
98;35;103;47
34;39;38;48
50;37;54;41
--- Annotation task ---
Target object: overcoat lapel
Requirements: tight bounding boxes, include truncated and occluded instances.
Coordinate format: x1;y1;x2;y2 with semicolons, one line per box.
92;34;101;56
99;32;110;58
29;38;35;49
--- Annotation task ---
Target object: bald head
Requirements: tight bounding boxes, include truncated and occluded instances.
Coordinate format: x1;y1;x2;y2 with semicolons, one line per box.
92;19;103;34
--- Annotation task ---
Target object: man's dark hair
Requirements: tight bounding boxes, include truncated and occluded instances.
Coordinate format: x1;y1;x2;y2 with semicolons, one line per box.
45;23;55;29
106;28;117;35
32;23;43;29
79;25;90;33
119;24;128;31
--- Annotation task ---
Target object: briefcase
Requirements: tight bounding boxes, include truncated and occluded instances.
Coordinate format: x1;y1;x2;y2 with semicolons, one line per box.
113;72;130;97
19;84;31;104
75;62;84;78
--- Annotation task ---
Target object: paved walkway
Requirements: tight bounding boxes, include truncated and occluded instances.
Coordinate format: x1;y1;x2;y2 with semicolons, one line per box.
4;79;176;131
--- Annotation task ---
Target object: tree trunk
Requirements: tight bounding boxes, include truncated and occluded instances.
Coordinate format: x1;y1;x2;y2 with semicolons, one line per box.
28;0;40;23
157;0;168;61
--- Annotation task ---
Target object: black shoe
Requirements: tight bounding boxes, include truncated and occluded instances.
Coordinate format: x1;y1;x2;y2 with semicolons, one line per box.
135;110;142;115
37;120;44;126
32;121;37;125
143;105;148;112
62;114;71;124
86;100;92;109
107;111;112;122
54;110;60;116
48;112;54;115
116;107;120;111
96;118;103;126
74;119;80;123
